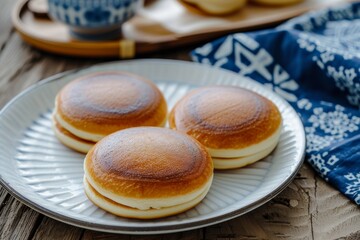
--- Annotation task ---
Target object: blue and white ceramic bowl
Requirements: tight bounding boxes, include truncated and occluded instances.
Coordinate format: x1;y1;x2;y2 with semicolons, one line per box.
48;0;141;41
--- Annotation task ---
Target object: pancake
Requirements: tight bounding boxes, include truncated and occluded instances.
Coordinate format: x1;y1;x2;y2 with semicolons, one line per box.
182;0;247;15
55;71;167;142
52;116;95;153
250;0;303;6
84;127;213;218
169;86;282;161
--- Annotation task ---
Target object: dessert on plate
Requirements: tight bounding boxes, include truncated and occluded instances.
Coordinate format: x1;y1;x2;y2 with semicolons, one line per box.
52;71;167;153
83;127;214;219
169;86;282;169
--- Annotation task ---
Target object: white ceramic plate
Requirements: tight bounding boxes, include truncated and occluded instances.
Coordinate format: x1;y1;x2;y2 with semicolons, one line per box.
0;59;305;234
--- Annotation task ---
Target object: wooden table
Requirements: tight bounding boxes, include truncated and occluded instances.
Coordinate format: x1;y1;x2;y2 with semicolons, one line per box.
1;0;360;239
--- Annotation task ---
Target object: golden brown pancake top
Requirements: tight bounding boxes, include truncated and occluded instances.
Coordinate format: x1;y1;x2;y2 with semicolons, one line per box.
56;72;167;134
169;86;282;149
85;127;213;198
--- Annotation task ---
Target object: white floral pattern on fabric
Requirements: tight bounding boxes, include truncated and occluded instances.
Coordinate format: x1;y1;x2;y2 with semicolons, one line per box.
308;152;340;181
296;15;360;108
305;131;334;153
344;173;360;204
326;66;360;107
297;98;312;111
328;155;340;166
233;38;273;79
197;33;300;102
308;153;330;179
297;22;360;61
263;65;299;102
308;105;360;137
304;104;360;153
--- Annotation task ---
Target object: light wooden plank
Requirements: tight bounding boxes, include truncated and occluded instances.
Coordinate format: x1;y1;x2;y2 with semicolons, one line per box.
81;229;203;240
32;217;83;240
0;0;17;49
312;176;360;239
0;187;10;209
82;230;131;240
0;34;98;108
0;33;41;93
0;198;42;240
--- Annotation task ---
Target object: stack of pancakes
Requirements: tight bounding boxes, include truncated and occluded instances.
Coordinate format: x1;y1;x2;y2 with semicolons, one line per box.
52;71;167;153
83;127;213;219
53;72;282;219
169;86;282;169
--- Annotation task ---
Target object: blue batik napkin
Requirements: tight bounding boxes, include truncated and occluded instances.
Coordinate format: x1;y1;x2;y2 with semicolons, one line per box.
192;3;360;205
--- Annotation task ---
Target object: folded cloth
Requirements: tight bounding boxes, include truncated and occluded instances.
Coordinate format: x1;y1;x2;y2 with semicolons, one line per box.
192;3;360;205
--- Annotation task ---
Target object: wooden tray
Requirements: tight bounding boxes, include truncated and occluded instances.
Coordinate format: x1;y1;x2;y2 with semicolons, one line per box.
12;0;350;58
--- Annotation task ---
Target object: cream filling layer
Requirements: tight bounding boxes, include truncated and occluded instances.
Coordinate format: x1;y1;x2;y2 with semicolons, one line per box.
212;140;278;169
207;123;281;158
54;109;167;142
84;177;211;219
52;119;94;154
84;164;213;210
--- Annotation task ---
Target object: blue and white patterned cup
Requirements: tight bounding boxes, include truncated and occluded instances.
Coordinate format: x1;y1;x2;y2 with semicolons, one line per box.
48;0;141;41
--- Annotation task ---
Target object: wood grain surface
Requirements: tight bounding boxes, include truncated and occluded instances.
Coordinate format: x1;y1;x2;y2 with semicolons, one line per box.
0;0;360;239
